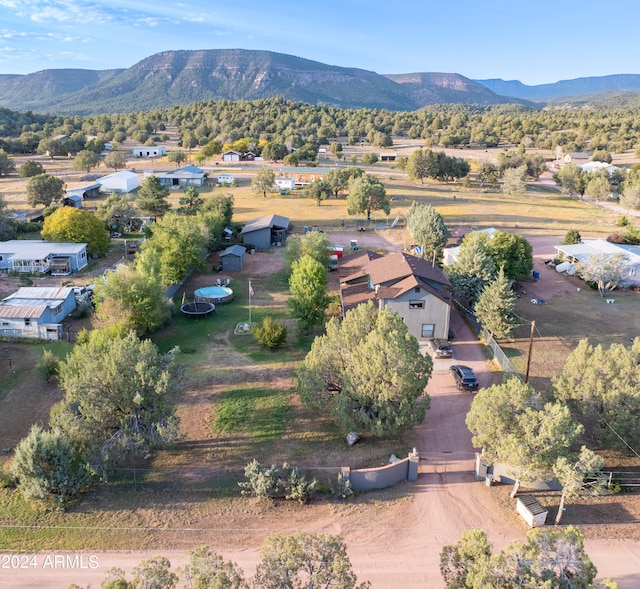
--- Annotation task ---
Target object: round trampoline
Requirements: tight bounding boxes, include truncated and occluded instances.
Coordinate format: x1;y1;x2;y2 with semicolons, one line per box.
194;285;233;304
181;301;215;318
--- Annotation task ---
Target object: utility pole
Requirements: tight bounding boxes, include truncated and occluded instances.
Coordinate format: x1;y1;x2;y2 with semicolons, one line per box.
524;320;535;383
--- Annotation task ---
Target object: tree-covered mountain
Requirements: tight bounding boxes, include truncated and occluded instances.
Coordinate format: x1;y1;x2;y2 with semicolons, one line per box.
0;69;123;112
384;72;519;106
0;49;519;115
476;74;640;102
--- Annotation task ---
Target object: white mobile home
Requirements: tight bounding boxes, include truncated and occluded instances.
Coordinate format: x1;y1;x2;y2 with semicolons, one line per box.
133;146;166;158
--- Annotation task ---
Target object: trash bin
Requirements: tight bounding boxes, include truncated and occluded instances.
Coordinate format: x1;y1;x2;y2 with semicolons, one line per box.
485;474;493;487
533;270;540;279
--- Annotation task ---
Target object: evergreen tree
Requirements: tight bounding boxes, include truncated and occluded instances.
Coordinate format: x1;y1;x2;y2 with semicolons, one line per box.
288;255;328;333
137;175;171;220
406;201;448;262
474;266;517;339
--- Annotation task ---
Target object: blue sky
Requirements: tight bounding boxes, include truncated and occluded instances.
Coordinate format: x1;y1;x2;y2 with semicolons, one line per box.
1;0;638;84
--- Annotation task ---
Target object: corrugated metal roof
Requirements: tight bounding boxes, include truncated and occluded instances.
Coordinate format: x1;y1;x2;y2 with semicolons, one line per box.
0;304;47;319
241;214;291;234
0;240;87;258
4;287;73;301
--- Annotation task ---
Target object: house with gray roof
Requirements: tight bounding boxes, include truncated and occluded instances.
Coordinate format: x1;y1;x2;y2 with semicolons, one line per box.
0;240;88;275
240;214;291;251
0;286;77;340
150;165;206;187
340;250;452;341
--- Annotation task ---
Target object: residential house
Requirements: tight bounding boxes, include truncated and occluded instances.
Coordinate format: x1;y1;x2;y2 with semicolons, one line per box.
149;165;206;187
133;146;166;158
220;245;247;272
563;152;590;165
0;240;88;275
340;250;452;341
277;167;331;187
240;214;291;251
0;286;77;340
580;161;618;176
97;170;141;193
555;239;640;287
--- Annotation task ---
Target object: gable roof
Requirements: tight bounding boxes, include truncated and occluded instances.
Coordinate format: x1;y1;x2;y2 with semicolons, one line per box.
364;251;451;288
340;250;452;314
221;245;247;257
240;214;291;234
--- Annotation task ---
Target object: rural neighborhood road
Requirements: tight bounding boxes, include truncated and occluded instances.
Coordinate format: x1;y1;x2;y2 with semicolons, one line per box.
3;232;640;588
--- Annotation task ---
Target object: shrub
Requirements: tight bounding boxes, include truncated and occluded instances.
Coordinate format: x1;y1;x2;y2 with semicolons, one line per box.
36;349;60;383
616;216;630;227
238;459;280;499
332;470;353;499
239;460;317;503
282;462;317;504
252;316;288;349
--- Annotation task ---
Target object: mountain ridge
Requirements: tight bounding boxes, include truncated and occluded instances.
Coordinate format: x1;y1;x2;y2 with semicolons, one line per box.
0;48;637;114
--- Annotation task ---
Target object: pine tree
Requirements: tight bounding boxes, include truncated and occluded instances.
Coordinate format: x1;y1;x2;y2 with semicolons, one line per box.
474;266;517;339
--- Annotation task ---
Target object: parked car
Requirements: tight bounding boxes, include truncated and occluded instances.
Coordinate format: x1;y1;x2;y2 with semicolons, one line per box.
449;365;479;391
427;339;453;358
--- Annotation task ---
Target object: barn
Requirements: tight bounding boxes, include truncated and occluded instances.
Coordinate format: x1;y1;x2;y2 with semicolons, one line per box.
240;214;291;251
97;171;141;193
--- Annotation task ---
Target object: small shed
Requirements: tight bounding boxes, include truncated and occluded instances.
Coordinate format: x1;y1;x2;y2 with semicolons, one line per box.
220;245;247;272
275;177;295;191
62;194;83;208
516;495;548;528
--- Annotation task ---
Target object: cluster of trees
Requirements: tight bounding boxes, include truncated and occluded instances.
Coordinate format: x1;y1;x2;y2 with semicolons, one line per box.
5;98;640;165
554;163;617;201
441;527;618;589
9;330;181;508
69;533;368;589
466;337;640;521
297;301;432;436
403;148;470;183
42;207;110;257
448;229;533;338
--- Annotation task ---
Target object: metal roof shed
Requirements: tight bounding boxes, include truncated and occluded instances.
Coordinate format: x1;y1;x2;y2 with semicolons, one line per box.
516;495;548;527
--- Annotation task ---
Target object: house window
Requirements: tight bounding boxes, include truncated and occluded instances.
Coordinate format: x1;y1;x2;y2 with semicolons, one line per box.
409;300;424;309
24;319;31;326
52;304;63;316
81;252;86;259
414;287;420;293
421;324;435;338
